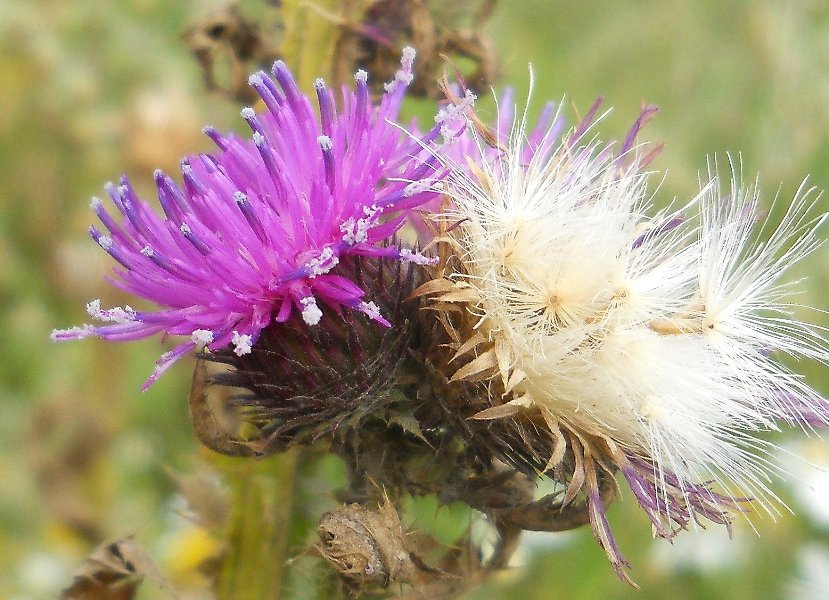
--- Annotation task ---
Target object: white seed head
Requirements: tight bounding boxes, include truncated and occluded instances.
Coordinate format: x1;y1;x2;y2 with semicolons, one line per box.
437;103;829;517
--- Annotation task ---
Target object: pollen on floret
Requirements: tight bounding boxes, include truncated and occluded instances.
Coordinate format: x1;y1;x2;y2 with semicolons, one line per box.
306;247;339;277
384;47;417;93
401;46;416;65
240;107;255;119
86;299;135;323
231;331;253;356
300;297;323;325
355;69;368;84
435;90;477;125
97;235;113;250
399;248;437;266
50;324;94;341
359;301;382;321
341;205;382;245
191;329;214;346
318;135;333;151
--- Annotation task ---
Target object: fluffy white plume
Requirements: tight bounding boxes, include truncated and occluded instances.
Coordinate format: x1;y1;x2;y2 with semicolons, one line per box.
437;102;828;522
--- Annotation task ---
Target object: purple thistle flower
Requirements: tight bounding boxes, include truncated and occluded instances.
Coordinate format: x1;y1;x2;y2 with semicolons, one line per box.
52;49;443;390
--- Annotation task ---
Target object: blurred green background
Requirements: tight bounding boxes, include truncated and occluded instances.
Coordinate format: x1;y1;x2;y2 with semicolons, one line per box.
3;1;829;598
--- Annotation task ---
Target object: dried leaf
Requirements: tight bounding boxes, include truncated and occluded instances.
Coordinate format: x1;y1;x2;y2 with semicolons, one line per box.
504;367;527;395
316;497;417;588
60;538;177;600
494;340;512;388
540;411;568;472
437;287;481;303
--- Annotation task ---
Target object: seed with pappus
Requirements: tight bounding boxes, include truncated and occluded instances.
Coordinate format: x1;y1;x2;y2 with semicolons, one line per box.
420;85;829;585
52;49;443;390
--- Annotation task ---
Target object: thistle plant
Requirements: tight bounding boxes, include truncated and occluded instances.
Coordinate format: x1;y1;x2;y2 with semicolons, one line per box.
52;42;829;597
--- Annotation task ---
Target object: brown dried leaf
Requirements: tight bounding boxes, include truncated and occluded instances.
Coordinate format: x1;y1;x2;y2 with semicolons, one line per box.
60;538;177;600
436;287;481;304
504;367;526;394
540;411;568;472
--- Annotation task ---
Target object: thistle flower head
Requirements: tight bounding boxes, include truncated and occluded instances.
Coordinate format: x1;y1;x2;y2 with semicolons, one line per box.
425;89;829;583
52;50;442;389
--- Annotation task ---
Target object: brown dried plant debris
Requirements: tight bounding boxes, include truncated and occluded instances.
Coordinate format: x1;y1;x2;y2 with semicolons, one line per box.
315;0;500;96
316;492;512;599
316;496;421;590
60;538;177;600
185;3;282;103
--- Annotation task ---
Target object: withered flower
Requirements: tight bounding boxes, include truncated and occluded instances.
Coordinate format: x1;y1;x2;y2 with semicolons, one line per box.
421;86;829;584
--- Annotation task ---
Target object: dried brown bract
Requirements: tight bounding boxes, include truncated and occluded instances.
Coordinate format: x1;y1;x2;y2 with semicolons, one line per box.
185;4;282;103
316;498;419;590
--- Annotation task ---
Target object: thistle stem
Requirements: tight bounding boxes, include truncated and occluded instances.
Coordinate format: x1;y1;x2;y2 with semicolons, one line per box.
213;448;300;600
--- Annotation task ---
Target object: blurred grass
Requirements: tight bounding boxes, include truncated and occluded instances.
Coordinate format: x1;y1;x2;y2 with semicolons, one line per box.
2;1;829;598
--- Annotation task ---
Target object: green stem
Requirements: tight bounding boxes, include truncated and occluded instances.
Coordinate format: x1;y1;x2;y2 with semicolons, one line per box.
281;0;344;85
213;448;300;600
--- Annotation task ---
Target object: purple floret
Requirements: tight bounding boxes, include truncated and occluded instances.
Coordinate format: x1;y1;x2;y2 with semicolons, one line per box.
53;49;443;389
